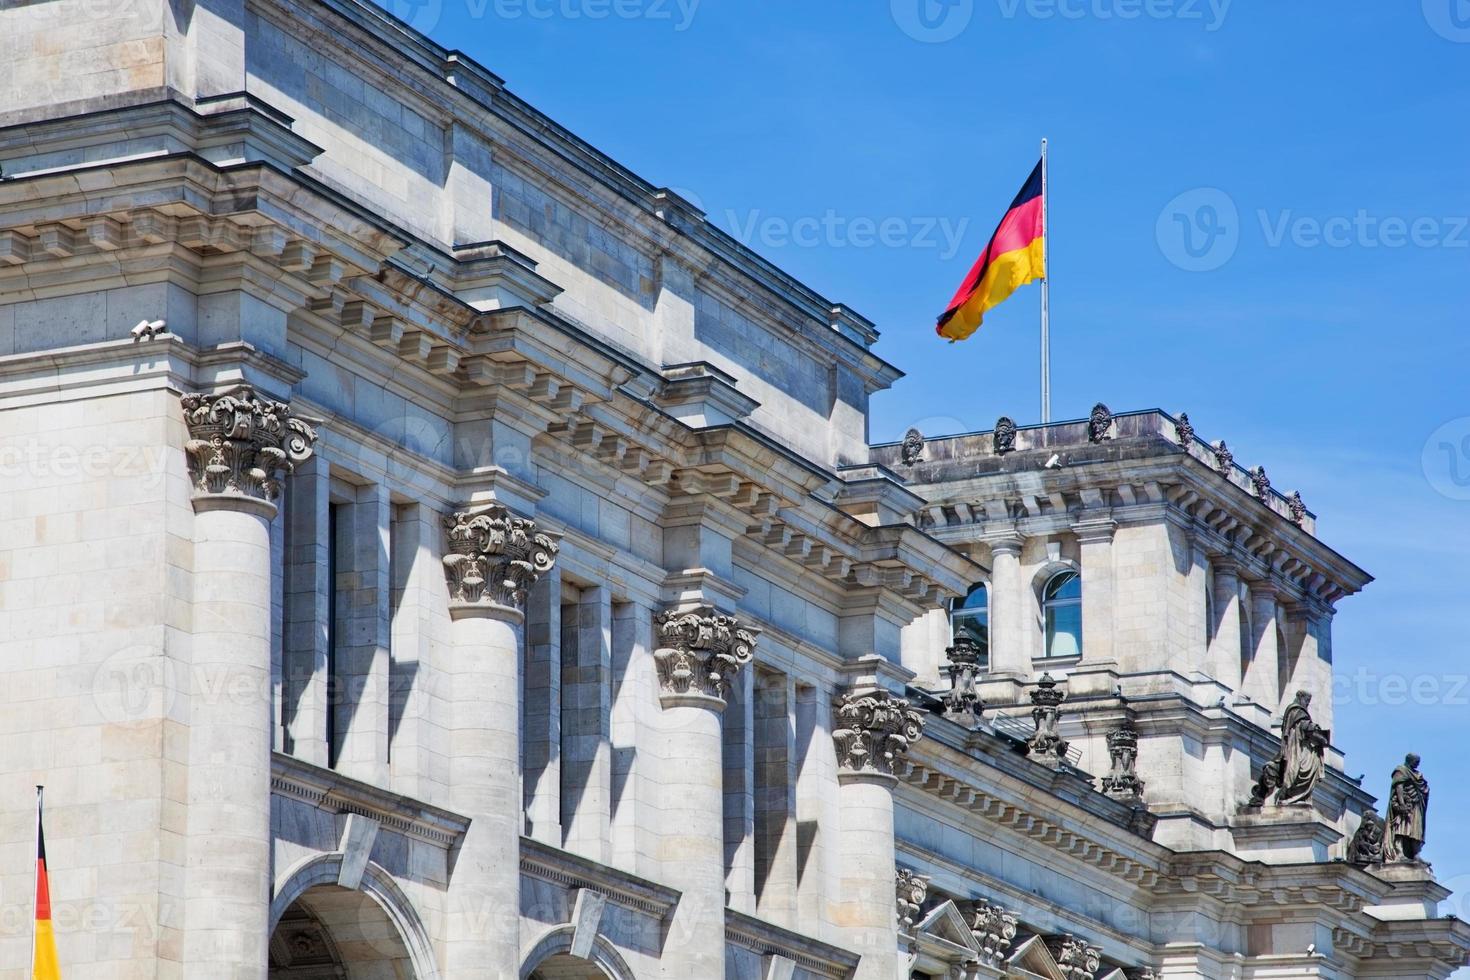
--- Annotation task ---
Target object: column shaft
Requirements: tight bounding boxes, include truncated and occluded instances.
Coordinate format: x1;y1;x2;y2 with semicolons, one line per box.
657;702;728;978
445;610;524;979
1243;585;1281;708
184;503;275;979
1208;561;1243;691
1075;522;1116;665
835;774;898;980
987;538;1027;676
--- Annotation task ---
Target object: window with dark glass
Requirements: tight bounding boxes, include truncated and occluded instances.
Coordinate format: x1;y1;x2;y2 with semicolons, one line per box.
950;582;989;669
1043;570;1082;659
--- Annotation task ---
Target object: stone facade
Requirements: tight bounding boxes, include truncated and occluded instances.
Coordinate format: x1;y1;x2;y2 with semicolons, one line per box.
0;1;1466;979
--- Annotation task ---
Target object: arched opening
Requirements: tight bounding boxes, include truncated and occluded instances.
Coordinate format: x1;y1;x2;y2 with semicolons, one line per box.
269;884;417;980
528;954;613;979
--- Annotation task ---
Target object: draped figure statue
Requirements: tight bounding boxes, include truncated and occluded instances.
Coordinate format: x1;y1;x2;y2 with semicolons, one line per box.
1275;690;1329;804
1383;754;1430;863
1246;690;1329;807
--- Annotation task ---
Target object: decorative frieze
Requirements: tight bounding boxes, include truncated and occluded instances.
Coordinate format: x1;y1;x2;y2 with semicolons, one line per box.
1087;403;1113;443
895;868;929;933
1047;935;1103;980
181;386;318;507
652;606;757;705
965;900;1017;967
941;635;985;726
993;416;1017;455
1025;673;1069;770
1100;723;1146;805
442;505;559;614
832;690;925;778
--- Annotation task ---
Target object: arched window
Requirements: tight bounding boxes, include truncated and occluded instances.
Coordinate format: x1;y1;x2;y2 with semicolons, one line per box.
950;583;989;669
1042;570;1082;659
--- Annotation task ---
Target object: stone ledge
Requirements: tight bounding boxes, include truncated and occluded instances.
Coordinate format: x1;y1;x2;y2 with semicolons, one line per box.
726;909;861;979
270;751;469;849
520;837;680;920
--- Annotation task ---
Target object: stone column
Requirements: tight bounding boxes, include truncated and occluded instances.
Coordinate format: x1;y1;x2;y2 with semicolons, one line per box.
652;606;758;979
441;505;559;980
1244;582;1281;708
1207;559;1243;691
832;689;926;980
1073;519;1116;666
180;386;318;979
986;536;1027;677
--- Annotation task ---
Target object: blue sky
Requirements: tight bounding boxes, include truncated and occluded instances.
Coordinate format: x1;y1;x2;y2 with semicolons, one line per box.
377;0;1470;929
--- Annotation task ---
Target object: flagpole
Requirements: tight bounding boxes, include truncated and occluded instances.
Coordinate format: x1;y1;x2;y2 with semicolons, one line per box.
32;784;42;974
1040;137;1051;424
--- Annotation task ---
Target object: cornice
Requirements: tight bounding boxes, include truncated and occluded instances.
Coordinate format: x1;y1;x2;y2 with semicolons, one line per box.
519;837;680;920
725;909;861;979
270;751;468;849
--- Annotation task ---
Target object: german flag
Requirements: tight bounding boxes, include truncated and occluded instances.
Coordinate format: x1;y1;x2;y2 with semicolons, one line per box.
936;159;1045;342
33;794;60;980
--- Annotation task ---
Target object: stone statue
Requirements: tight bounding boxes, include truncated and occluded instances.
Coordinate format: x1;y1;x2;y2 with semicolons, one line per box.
942;634;985;727
1246;691;1328;807
1346;809;1385;866
1174;411;1194;446
1087;403;1113;443
901;428;925;465
1212;440;1233;473
993;415;1018;455
1287;490;1308;525
1250;465;1272;499
1025;674;1069;770
1100;724;1146;805
1383;754;1430;863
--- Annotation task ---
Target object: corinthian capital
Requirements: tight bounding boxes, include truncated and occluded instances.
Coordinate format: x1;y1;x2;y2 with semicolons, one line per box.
442;505;559;616
181;386;318;513
965;900;1018;967
1048;935;1102;980
653;606;757;708
832;689;925;780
